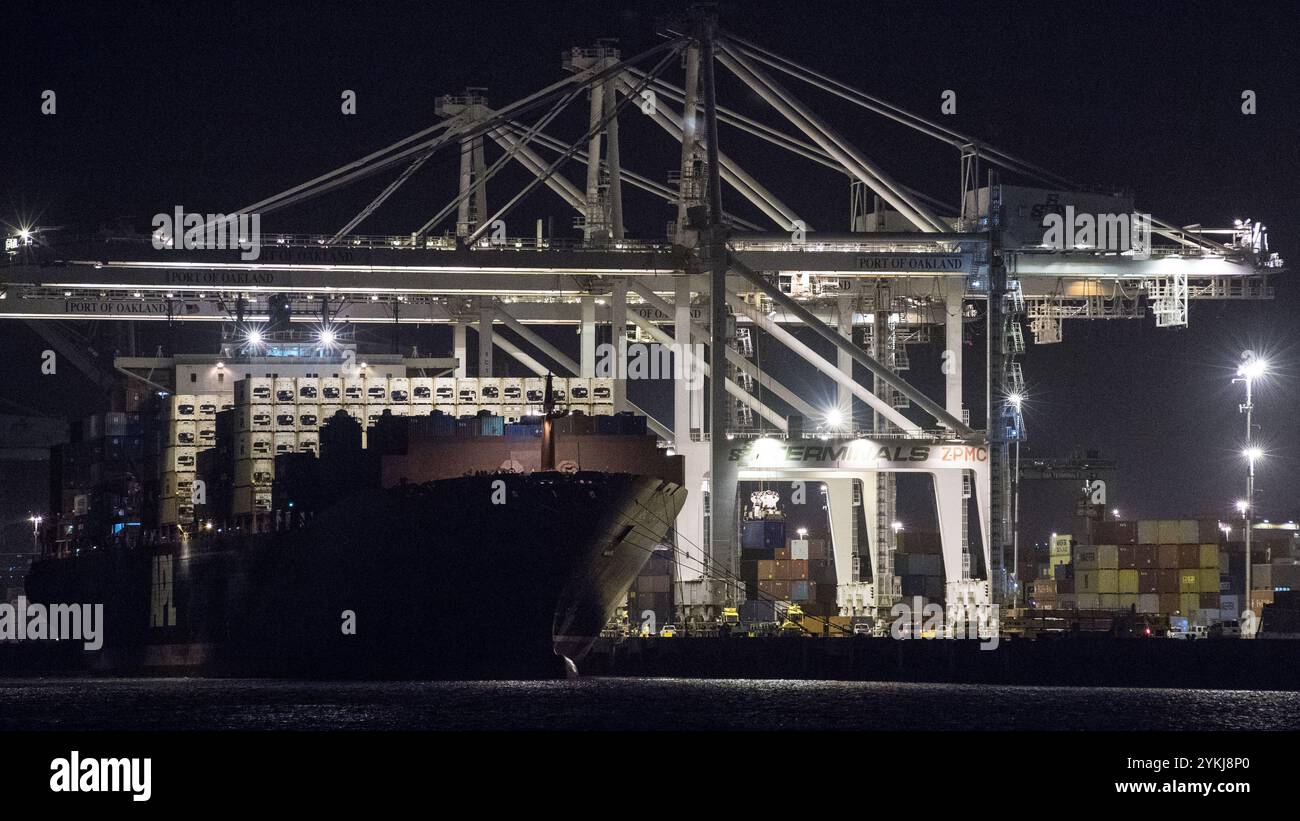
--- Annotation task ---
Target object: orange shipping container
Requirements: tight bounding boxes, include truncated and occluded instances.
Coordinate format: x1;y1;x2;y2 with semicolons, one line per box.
780;559;809;580
1135;545;1159;568
758;560;777;580
757;579;791;600
1178;544;1200;567
1137;569;1160;594
1159;593;1181;614
1158;545;1180;569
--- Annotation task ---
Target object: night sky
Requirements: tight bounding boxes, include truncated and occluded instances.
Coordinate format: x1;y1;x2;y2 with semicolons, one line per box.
3;0;1298;545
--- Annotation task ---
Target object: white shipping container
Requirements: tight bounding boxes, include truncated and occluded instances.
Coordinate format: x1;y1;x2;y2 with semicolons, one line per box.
238;405;273;432
162;471;197;499
388;377;410;404
523;377;546;405
273;378;297;404
502;405;526;424
163;446;197;471
296;433;319;454
456;378;480;405
567;403;593;418
169;420;197;446
1178;520;1199;544
273;432;297;455
297;404;321;429
167;395;198;419
1137;593;1160;614
456;405;480;419
591;403;615;417
320;377;343;403
319;405;344;427
500;377;523;404
364;376;390;403
237;432;274;459
592;378;614;404
790;539;809;560
235;459;275;487
1221;595;1240;618
274;405;297;431
434;377;456;404
232;487;273;515
477;377;501;404
411;377;434;404
296;377;320;401
235;377;273;405
343;378;366;404
567;377;592;403
159;498;197;524
196;394;222;418
196;421;218;448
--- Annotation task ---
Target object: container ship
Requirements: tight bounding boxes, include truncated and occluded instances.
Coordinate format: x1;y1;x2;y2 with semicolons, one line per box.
24;348;685;678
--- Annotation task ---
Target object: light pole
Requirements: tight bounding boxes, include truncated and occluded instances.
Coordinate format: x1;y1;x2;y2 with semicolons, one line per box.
1008;392;1024;609
29;515;42;555
1234;350;1267;635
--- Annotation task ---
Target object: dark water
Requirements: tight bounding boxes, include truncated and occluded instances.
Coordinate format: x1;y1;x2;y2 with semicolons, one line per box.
2;678;1298;730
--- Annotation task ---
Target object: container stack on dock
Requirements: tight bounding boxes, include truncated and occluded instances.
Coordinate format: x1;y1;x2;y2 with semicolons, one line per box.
627;549;674;630
897;530;943;603
1032;519;1225;625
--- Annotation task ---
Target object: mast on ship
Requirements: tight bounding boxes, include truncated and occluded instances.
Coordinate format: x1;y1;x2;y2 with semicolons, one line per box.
541;372;558;471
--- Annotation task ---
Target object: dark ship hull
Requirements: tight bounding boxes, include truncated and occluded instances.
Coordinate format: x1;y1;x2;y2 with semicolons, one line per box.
24;471;686;679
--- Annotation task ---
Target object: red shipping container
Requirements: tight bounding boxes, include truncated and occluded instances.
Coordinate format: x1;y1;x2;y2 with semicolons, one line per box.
1177;544;1200;567
758;579;791;600
1157;569;1180;593
1117;545;1137;569
1199;592;1220;609
775;547;791;561
1138;569;1160;594
1135;545;1159;568
1158;545;1180;569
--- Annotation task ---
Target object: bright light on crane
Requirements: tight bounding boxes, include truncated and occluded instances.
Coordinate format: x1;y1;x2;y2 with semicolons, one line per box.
1237;353;1268;381
824;407;844;429
1243;446;1264;463
244;326;265;348
317;327;338;348
1236;499;1249;514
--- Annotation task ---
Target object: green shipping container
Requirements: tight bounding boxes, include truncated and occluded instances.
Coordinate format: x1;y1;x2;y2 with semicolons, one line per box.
1097;569;1119;593
1199;544;1219;569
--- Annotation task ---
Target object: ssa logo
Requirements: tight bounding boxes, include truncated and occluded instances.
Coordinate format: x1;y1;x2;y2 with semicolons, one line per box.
50;751;151;802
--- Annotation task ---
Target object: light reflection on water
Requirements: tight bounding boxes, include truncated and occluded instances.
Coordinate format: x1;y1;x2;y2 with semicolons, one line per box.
1;677;1297;731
